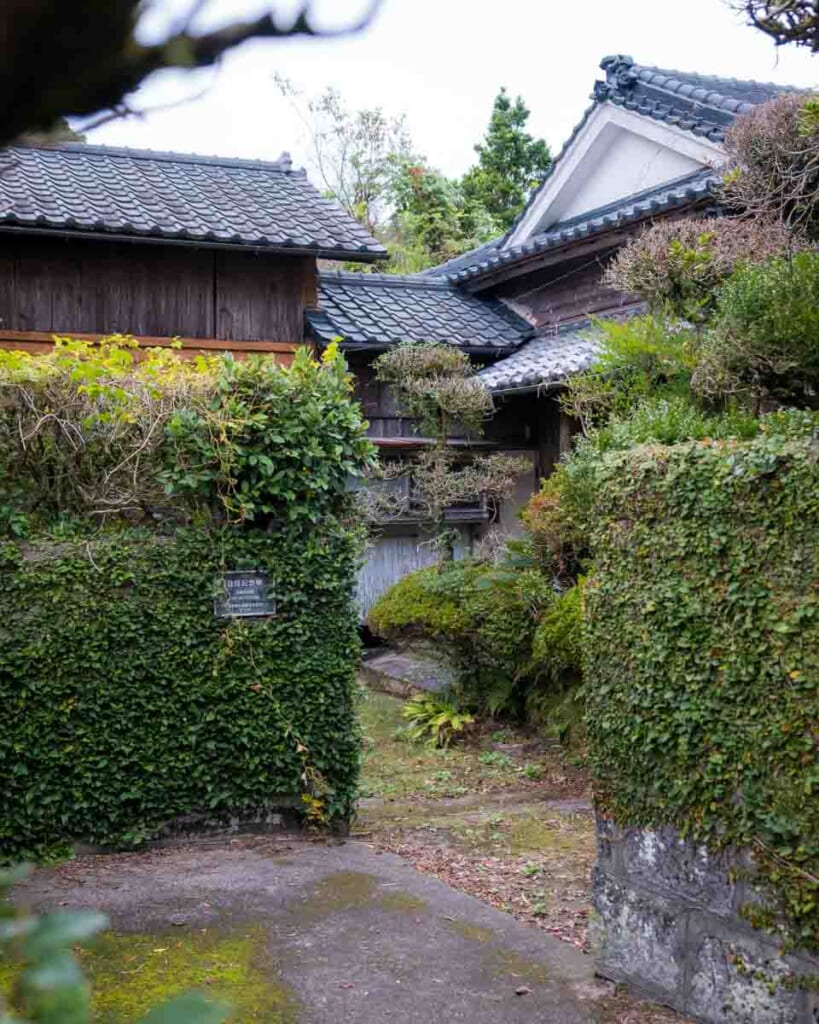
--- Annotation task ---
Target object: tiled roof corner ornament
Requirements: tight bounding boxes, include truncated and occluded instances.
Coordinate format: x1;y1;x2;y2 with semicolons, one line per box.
278;151;293;172
594;54;638;101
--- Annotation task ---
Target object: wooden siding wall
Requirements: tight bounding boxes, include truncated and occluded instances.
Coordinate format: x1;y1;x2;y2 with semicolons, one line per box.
349;354;422;439
0;234;315;344
494;250;631;327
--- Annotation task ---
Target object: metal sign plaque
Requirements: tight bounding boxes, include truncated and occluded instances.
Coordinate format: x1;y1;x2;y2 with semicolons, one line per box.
214;571;276;619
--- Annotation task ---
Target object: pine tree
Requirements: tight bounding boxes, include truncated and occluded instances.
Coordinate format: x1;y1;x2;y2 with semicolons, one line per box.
462;88;552;232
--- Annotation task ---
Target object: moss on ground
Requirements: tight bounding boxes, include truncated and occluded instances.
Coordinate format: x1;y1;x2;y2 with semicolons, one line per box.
357;688;584;804
483;948;551;984
1;927;300;1023
508;813;593;856
294;871;427;923
446;921;494;944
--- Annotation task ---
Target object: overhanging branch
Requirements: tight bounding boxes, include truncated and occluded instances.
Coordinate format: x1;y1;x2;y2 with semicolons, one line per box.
0;0;382;147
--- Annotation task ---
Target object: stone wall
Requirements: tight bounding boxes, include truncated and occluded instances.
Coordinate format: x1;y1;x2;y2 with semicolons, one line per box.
593;819;819;1024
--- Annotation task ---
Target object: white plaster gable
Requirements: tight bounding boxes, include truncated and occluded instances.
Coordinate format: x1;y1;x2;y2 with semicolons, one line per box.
507;103;726;248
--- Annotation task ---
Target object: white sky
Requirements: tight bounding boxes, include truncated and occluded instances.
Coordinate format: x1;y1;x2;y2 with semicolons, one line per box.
89;0;818;180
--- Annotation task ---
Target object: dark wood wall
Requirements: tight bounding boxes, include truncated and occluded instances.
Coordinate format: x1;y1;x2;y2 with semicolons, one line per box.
493;249;633;327
349;355;420;439
0;234;316;342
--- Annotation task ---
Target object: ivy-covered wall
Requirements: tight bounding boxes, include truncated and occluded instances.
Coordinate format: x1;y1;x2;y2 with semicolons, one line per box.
0;525;361;860
585;434;819;1014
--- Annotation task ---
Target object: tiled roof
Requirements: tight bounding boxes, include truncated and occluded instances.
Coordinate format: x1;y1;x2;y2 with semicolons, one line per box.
308;271;532;353
478;321;603;393
434;55;803;284
450;169;719;284
423;237;505;278
0;143;386;260
595;56;806;142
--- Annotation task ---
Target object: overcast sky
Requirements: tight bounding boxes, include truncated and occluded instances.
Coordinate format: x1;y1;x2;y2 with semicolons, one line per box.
89;0;818;180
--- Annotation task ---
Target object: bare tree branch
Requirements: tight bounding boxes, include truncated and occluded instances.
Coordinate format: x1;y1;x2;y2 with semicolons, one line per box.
0;0;382;147
731;0;819;51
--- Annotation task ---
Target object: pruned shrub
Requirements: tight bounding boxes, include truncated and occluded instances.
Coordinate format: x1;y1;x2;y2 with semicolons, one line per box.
694;250;819;407
722;91;819;239
368;556;554;718
604;216;795;320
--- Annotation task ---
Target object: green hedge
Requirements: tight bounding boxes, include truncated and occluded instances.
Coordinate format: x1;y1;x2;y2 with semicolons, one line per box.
0;525;361;860
585;434;819;950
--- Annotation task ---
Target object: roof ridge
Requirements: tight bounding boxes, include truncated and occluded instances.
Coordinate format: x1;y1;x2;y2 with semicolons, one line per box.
11;141;304;175
318;270;450;289
632;60;814;97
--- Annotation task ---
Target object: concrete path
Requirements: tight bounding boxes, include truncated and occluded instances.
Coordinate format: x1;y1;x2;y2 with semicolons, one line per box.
15;835;615;1023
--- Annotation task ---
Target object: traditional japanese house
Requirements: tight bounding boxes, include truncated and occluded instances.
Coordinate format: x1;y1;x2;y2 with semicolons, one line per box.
305;55;803;610
0;56;803;612
0;142;385;361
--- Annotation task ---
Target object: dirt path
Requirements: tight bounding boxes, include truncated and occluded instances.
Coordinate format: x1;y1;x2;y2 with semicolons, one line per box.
356;687;688;1022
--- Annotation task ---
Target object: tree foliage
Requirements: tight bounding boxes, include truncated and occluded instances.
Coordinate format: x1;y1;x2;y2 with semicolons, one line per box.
278;81;546;271
275;77;413;235
387;161;496;269
0;0;380;147
462;89;552;232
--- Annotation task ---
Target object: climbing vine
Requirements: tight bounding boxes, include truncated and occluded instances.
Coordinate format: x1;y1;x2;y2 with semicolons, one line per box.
585;434;819;952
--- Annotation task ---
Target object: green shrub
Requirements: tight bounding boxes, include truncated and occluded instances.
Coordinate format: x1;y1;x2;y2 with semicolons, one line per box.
562;315;697;431
368;556;553;718
523;396;765;567
531;584;583;684
695;251;819;407
0;339;376;536
163;343;375;527
0;525;362;860
585;434;819;951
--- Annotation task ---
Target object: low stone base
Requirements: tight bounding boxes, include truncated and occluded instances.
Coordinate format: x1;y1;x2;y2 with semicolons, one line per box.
593;820;819;1023
72;798;313;854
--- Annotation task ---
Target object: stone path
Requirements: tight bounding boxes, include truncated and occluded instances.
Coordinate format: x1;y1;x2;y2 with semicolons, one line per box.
359;647;454;697
15;834;618;1023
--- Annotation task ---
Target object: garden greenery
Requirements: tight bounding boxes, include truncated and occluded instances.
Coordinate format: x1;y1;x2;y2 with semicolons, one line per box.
0;340;375;855
0;337;214;530
604;215;795;322
695;250;819;407
367;553;575;727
